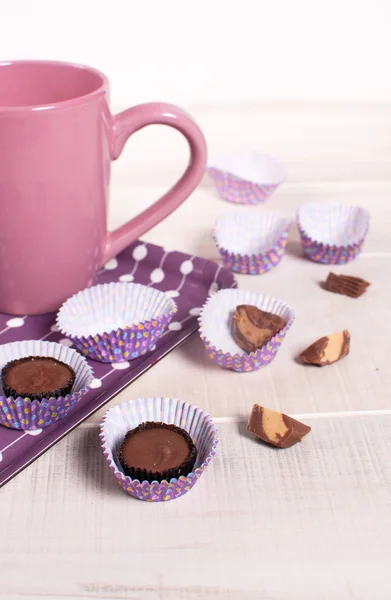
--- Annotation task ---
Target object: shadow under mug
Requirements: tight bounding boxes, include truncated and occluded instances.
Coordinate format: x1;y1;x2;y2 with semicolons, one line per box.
0;60;207;315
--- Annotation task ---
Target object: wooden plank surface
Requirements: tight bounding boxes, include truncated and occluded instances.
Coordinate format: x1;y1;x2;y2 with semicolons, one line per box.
1;415;391;600
1;103;391;599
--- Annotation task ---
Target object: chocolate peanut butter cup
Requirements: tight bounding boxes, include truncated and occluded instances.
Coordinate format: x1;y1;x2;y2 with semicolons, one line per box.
233;304;287;354
247;404;311;448
300;330;350;367
101;397;218;502
118;421;197;483
1;356;76;401
199;288;295;372
0;340;93;430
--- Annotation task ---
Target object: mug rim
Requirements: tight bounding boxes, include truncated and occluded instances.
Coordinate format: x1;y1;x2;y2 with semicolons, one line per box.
0;59;108;112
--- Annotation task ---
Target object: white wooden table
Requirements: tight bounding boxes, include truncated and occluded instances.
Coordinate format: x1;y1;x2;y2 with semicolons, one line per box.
1;103;391;600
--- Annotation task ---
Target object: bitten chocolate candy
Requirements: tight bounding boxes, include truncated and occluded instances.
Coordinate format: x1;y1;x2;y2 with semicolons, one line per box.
233;305;286;354
247;404;311;448
324;272;370;298
300;330;350;366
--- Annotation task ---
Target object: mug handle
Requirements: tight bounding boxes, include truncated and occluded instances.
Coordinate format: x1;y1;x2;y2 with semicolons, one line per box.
103;102;207;263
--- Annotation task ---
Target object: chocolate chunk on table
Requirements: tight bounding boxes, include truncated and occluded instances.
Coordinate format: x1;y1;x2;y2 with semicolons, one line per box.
300;330;350;366
247;404;311;448
233;305;286;354
324;272;370;298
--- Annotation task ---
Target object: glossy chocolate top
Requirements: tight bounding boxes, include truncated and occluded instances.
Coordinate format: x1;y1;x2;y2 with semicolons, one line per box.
3;357;74;394
120;424;193;472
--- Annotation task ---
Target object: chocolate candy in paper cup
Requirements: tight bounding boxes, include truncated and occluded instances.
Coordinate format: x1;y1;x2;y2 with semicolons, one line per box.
207;151;285;205
100;397;219;502
214;211;291;274
297;203;370;264
199;289;295;372
57;282;177;363
0;340;93;430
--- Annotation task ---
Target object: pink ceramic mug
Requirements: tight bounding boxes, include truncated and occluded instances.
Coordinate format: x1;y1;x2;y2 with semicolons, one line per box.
0;60;207;315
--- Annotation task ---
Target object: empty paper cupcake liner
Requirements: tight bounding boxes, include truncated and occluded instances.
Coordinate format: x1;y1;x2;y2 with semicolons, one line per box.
207;151;285;205
199;288;295;372
57;282;177;363
297;203;370;264
0;340;93;430
214;211;291;274
100;397;219;502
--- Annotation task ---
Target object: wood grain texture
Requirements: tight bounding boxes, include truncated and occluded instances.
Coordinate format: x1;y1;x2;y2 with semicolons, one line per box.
1;416;390;600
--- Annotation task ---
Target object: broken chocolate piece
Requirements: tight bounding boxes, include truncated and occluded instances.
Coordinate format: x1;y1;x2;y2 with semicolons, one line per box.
324;272;370;298
247;404;311;448
233;305;286;354
300;330;350;366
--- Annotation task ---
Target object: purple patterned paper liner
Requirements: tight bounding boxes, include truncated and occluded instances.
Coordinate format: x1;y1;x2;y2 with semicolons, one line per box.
208;167;280;205
298;223;366;265
0;341;93;430
199;290;295;373
62;312;175;364
0;389;90;430
296;204;370;265
201;331;290;372
100;397;219;502
57;283;177;363
214;223;290;275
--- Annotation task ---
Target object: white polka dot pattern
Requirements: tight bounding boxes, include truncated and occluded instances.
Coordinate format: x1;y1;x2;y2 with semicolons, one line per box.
150;268;165;283
132;245;148;261
90;378;103;389
25;428;43;436
119;274;134;282
104;258;118;271
180;260;193;275
112;361;130;370
6;318;25;328
168;321;182;331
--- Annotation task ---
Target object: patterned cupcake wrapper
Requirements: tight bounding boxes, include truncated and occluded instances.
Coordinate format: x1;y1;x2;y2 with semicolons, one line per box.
208;168;280;205
57;282;177;363
298;226;366;264
297;203;370;265
207;152;285;205
199;289;295;373
0;340;93;430
214;215;291;275
100;397;219;502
